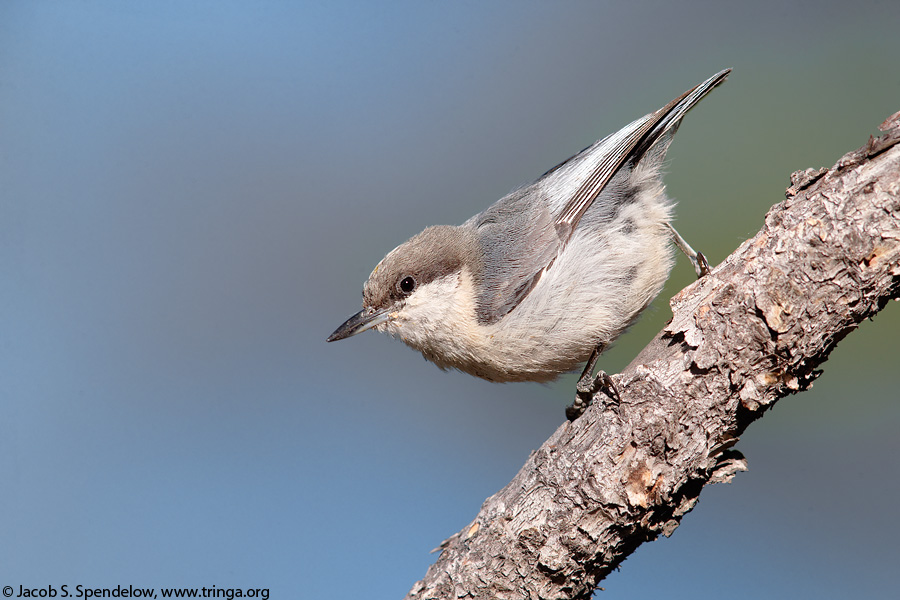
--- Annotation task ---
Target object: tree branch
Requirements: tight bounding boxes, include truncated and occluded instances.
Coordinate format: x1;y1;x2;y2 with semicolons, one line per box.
404;112;900;600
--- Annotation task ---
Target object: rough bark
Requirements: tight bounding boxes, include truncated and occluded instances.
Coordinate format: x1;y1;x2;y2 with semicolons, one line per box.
404;112;900;600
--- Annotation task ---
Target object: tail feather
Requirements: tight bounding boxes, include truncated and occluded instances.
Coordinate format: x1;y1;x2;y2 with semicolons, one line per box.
631;68;730;162
553;69;730;242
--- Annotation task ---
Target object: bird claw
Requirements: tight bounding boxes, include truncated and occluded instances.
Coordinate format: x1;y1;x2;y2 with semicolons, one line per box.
567;370;620;421
667;223;710;279
695;251;711;278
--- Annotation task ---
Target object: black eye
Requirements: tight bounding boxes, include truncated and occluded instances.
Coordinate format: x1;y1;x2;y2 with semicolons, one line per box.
398;276;416;294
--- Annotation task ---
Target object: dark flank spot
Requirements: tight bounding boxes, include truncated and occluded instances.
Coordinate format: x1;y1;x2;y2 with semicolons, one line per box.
614;184;638;208
620;217;635;235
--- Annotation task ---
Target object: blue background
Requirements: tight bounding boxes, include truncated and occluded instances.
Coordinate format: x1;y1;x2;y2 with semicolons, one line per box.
2;1;899;598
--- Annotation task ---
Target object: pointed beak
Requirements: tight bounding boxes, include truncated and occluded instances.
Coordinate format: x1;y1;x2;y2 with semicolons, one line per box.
326;307;391;342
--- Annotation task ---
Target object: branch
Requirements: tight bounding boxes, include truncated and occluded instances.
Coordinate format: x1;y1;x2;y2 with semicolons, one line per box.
404;112;900;600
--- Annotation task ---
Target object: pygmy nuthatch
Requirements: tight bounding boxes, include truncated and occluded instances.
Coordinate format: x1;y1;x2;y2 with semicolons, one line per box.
328;69;730;416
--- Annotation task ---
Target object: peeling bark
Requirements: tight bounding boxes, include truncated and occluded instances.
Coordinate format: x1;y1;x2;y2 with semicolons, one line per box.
404;112;900;600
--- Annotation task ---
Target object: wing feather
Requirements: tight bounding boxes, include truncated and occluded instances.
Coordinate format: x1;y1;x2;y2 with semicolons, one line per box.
470;69;730;324
554;69;730;241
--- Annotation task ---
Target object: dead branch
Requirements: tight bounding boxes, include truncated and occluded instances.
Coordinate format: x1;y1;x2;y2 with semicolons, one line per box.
405;112;900;600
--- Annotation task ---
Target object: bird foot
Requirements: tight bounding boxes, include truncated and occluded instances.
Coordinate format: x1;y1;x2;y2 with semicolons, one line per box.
567;370;620;421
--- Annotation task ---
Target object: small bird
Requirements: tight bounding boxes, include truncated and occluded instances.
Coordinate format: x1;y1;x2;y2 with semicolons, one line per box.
328;69;729;417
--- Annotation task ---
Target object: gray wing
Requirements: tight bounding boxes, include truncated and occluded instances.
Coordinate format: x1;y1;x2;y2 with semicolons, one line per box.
468;69;730;324
466;186;561;325
551;68;731;242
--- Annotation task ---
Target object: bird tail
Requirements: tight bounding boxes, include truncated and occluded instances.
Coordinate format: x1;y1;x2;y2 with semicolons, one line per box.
630;68;731;161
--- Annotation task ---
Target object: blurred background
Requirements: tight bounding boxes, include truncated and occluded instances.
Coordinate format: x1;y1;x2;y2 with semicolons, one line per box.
2;1;899;598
